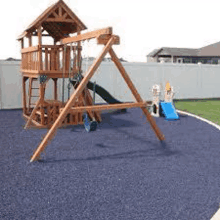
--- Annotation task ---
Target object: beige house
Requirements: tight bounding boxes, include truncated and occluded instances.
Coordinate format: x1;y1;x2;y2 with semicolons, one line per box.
147;41;220;64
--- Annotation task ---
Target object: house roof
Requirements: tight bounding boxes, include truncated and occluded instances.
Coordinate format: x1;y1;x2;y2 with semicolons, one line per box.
147;47;198;57
17;0;87;42
147;48;163;57
5;57;21;61
148;41;220;57
198;41;220;56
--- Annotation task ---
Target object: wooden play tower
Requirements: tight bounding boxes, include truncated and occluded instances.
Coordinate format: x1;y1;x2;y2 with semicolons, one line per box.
17;0;165;162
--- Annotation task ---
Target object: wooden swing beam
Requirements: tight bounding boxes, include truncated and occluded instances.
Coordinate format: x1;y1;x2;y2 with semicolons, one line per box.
61;27;113;44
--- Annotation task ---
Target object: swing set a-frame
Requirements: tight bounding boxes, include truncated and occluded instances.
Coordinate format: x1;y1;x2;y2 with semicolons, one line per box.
17;0;165;162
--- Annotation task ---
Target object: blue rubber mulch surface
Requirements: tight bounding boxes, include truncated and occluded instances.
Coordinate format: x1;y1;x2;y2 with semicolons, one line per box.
0;108;220;220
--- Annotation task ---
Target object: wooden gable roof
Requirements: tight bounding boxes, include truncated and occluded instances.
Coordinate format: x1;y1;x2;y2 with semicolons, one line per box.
17;0;87;42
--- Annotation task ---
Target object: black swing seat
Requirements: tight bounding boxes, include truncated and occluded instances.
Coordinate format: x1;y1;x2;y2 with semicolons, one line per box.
83;113;97;132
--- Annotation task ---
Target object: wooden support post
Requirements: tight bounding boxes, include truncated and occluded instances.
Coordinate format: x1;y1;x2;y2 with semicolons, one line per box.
57;48;60;71
49;49;51;71
109;48;165;141
39;84;45;125
39;46;42;71
20;38;24;71
28;78;33;112
66;47;70;72
30;36;116;162
22;77;28;115
47;105;50;125
28;35;32;47
75;29;82;77
73;49;77;73
27;53;29;70
52;105;56;123
53;78;58;100
77;44;81;73
21;38;24;49
51;48;55;71
45;48;48;71
55;48;58;70
38;26;42;71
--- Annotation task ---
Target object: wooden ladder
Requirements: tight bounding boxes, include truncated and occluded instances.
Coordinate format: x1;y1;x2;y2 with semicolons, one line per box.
28;78;40;112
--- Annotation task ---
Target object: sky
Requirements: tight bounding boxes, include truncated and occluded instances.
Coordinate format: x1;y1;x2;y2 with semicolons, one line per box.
3;0;220;62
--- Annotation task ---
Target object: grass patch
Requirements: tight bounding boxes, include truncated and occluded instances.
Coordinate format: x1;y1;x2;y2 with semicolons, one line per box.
174;99;220;126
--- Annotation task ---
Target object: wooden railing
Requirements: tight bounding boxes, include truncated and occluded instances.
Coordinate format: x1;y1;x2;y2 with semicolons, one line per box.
21;45;78;77
21;46;39;73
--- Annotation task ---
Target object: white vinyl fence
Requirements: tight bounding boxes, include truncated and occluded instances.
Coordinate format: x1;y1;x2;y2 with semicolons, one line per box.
0;61;220;109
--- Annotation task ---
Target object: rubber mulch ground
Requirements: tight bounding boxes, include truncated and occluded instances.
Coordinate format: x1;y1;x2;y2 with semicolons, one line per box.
0;108;220;220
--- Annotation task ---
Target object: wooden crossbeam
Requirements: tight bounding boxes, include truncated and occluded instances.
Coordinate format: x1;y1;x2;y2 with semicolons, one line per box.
61;27;112;44
32;34;51;37
46;18;74;23
21;46;39;54
60;102;148;113
30;36;117;162
108;48;165;141
21;70;39;73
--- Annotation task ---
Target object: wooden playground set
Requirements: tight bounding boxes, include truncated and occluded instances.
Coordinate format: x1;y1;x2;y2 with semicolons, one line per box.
17;0;165;162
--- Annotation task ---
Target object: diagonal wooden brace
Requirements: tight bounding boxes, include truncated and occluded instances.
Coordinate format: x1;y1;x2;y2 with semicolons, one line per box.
108;48;165;141
30;36;117;162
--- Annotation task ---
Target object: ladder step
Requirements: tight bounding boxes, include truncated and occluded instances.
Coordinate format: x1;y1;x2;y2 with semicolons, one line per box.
31;96;39;97
31;88;39;89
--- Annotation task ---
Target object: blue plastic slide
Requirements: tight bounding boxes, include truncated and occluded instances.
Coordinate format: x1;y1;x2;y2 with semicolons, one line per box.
160;102;179;120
